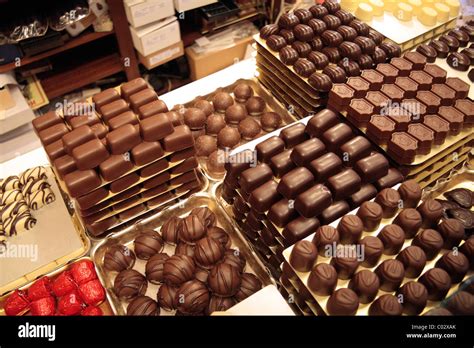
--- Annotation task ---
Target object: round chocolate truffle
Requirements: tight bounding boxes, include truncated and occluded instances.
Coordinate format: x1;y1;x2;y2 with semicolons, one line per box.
359;236;384;267
369;294;403;316
356;201;383;232
114;269;147;300
163;254;196;286
217;126;241;149
195;135;217;157
134;231;164;260
194;236;225;269
396;246;427;278
437;218;465;249
411;229;443;260
194;99;214;116
235;273;263;302
207;150;226;175
208;262;242;297
145;252;169;284
418;199;444;228
206;114;226;136
260;112;282;132
238;117;261;140
127;296;160;316
349;270;380;304
393;208;423;238
206;295;236;315
212;92;234;113
423;307;453;316
307;263;337;296
179;214;206;244
157;283;178;311
192;129;205;139
104;244;136;272
326;288;359;316
397;281;428;315
222;249;246;272
398;180;422;208
184;108;206;130
225;104;248;125
446;291;474;315
419;268;452;300
175;279;210;314
435;251;469;283
378;224;406;255
330;255;359;280
245;96;266;116
313;226;340;254
233;83;254;103
207;226;231;249
289;240;318;272
375;188;402;218
337;215;364;244
375;259;405;292
191;206;217;228
175;242;195;258
161;216;182;244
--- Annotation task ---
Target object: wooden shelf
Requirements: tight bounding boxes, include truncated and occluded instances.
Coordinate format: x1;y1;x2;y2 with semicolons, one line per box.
41;53;123;99
0;31;114;74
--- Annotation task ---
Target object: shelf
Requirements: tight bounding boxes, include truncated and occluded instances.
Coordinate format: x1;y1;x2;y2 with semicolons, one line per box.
0;31;114;74
41;53;123;99
201;11;264;34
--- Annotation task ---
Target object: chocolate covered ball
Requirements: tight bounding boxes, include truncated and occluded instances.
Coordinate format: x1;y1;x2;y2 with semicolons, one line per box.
175;279;210;314
392;208;423;238
206;295;236;315
378;224;405;255
114;269;147;300
179;214;206;244
194;99;214;116
217;126;241;149
396;246;427;278
307;263;337;295
327;288;359;316
104;244;136;272
206;114;226;136
411;229;443;260
145;253;169;284
260;112;282;132
134;231;164;260
419;268;452;300
435;251;469;283
437;218;465;249
222;249;246;272
213;92;234;112
369;294;403;316
289;240;318;272
194;236;225;269
398;180;422;208
245;96;266;116
207;226;231;249
356;201;383;231
163;254;196;286
397;281;428;315
225;104;248;125
166;111;184;126
238;117;261;140
418;199;444;228
161;216;182;244
195;135;217;157
207;150;226;175
234;273;263;301
191;207;217;228
208;262;242;297
127;296;160;316
157;283;178;311
233;84;254;103
348;270;380;304
184;108;207;130
175;242;195;258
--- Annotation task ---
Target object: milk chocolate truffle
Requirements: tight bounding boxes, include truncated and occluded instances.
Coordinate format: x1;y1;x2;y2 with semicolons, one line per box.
260;112;282;132
375;259;405;292
194;237;225;269
378;224;406;255
393;208;423;239
127;296;160;316
217;126;241;149
369;294;403;316
179;215;206;244
184;108;207;130
163;255;195;286
207;226;231;249
307;263;338;296
175;279;210;314
161;216;182;244
356;202;383;232
446;291;474;315
238;117;261;140
360;236;384;267
330;256;359;280
157;283;178;311
104;244;136;272
175;243;195;258
460;237;473;268
225;104;248;125
418;199;444;228
349;270;380;303
222;249;246;273
313;226;340;254
397;281;428;315
412;229;443;260
398;180;422;208
194;99;214;116
208;150;226;175
396;246;427;278
195;135;217;157
212;92;234;112
327;288;359;316
289;240;318;272
235;273;263;302
337;215;364;244
420;268;452;301
245;96;266;116
145;253;169;284
114;269;148;299
233;84;254;103
208;262;242;297
438;218;465;249
436;251;469;283
260;24;279;39
203;115;225;137
206;295;236;315
374;188;401;218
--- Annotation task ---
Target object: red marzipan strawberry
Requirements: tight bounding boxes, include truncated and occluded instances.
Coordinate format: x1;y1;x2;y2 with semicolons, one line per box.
28;277;52;301
81;306;103;316
58;290;84;316
78;279;105;306
70;259;97;285
4;290;30;316
51;270;77;297
30;296;56;316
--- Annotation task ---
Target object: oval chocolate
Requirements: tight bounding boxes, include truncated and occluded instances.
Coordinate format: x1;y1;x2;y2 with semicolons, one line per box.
416;44;437;63
429;39;450;58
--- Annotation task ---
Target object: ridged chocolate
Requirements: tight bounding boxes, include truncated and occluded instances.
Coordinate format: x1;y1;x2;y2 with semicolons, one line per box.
307;51;330;70
308;72;333;92
294;24;314;42
294;58;316;77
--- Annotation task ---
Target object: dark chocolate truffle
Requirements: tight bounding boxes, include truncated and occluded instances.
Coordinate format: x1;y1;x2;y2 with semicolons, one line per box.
194;237;225;269
206;114;226;136
397;281;428;315
191;207;217;228
208;150;226;175
175;279;210;314
225;104;248;125
396;246;427;278
114;269;148;300
238;117;261;140
235;273;263;301
393;208;423;239
307;263;338;295
145;253;169;284
127;296;160;316
412;229;443;260
378;224;405;255
217;126;241;149
222;249;246;273
326;288;359;316
194;99;214;116
260;112;282;132
374;188;402;218
460;237;474;268
175;243;195;258
349;270;380;304
419;268;452;300
157;283;178;311
313;226;340;254
437;218;465;249
206;295;236;315
418;199;444;228
179;215;206;244
212;92;234;112
337;215;364;244
398;180;422;208
435;251;469;283
104;244;136;272
245;96;266;116
134;231;164;260
289;240;318;272
207;226;231;249
375;259;405;292
233;83;254;103
369;294;403;316
161;216;182;244
195;135;217;156
208;263;242;297
356;201;383;232
163;254;196;286
359;236;384;267
260;24;279;39
184;108;207;130
330;255;359;280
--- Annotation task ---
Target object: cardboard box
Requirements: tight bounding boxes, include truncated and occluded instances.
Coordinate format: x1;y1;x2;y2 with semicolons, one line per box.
186;35;254;80
138;41;184;69
125;0;175;28
130;17;181;56
174;0;217;12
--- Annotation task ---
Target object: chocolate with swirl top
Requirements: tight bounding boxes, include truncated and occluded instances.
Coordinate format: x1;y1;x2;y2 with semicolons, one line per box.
21;178;50;196
1;200;29;222
3;211;36;236
1;176;20;191
19;167;47;187
25;187;56;210
0;189;24;206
